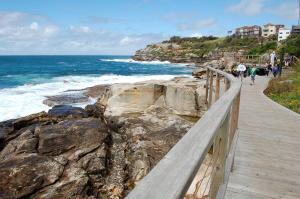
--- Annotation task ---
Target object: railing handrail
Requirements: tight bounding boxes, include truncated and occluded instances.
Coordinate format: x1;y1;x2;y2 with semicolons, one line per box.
126;66;242;199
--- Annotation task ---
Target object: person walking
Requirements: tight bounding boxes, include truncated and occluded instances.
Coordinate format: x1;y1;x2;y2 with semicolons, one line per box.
237;62;246;81
249;64;258;85
270;51;276;67
264;62;270;76
272;64;279;77
278;61;283;77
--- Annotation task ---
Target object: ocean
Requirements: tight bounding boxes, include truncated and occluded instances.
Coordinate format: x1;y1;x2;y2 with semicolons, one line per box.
0;55;194;121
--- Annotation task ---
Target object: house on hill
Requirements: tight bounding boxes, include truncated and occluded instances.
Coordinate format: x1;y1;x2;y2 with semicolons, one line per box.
278;28;291;41
262;23;284;38
235;25;261;38
291;25;300;35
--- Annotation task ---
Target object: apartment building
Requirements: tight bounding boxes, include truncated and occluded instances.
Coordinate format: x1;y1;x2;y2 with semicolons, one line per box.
291;25;300;35
262;23;284;37
278;28;291;41
235;25;261;38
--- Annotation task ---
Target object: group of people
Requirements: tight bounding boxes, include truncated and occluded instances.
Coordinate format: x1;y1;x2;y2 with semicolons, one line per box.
236;62;258;85
236;51;288;85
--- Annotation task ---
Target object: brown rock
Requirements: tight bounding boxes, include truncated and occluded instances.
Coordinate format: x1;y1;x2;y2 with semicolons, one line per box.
0;154;64;199
37;118;108;157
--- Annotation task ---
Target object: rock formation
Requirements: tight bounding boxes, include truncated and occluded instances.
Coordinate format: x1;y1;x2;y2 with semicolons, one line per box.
0;77;207;199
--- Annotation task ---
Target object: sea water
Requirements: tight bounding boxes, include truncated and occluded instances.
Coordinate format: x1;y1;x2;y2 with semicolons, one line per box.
0;55;194;121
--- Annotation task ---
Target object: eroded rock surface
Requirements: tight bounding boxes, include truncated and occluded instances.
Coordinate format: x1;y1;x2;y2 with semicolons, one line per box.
0;77;206;198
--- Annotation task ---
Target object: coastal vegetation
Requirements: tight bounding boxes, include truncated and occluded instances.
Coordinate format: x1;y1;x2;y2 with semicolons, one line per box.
265;61;300;113
133;35;279;62
278;34;300;57
264;35;300;114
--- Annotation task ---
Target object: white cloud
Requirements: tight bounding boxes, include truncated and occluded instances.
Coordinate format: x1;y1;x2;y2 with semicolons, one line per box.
177;19;216;31
0;12;27;26
190;33;202;38
228;0;264;16
161;13;197;22
271;2;299;20
43;25;58;36
120;36;142;45
87;16;123;24
80;26;91;33
0;12;167;55
30;22;39;30
69;25;91;33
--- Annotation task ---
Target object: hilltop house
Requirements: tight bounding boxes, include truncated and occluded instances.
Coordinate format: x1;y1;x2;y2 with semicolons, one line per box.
278;28;291;41
262;23;284;38
235;25;261;38
291;25;300;35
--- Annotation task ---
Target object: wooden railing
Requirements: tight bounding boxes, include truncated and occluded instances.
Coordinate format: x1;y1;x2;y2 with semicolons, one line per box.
235;54;263;66
126;66;242;199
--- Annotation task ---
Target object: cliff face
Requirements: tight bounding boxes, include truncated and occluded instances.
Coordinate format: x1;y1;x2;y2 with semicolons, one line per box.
132;36;224;63
0;77;207;199
133;35;279;65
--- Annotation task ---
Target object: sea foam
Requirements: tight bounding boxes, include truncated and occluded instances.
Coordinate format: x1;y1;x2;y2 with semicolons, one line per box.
100;58;190;66
0;74;181;122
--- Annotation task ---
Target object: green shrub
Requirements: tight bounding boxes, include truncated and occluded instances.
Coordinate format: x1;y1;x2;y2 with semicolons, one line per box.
265;62;300;113
279;35;300;57
249;41;277;55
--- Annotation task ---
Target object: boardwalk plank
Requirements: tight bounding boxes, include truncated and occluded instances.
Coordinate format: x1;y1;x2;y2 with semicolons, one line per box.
225;76;300;199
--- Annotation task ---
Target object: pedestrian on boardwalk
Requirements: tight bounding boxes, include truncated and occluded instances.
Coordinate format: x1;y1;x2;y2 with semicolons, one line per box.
264;62;270;76
272;64;279;77
277;61;283;77
270;51;276;67
249;64;258;85
237;62;246;81
284;54;290;67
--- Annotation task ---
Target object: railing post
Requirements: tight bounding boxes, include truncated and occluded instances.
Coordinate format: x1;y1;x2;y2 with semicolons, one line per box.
215;73;220;101
225;79;230;91
209;113;230;199
229;90;241;154
205;68;210;105
208;70;214;108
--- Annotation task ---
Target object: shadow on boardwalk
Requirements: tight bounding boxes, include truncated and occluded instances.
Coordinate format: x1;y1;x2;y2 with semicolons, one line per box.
225;76;300;199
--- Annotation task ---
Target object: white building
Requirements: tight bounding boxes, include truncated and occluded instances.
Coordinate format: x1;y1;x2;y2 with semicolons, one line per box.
278;28;291;41
262;23;284;38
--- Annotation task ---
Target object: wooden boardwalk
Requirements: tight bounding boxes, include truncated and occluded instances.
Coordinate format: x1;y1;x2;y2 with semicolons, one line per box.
225;76;300;198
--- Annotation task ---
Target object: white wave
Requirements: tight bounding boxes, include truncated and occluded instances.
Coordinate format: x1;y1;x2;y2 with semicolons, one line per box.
0;74;186;122
100;58;190;66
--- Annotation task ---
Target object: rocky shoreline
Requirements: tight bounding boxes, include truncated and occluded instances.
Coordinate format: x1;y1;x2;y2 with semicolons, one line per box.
0;77;207;198
132;42;238;73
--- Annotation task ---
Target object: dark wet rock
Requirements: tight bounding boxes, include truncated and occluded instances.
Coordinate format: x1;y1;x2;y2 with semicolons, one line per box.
12;111;47;130
37;118;107;157
0;112;48;150
85;104;105;118
84;85;109;98
48;105;88;118
43;93;89;107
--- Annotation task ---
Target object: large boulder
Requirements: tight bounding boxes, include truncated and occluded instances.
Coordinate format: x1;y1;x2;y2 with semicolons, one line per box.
192;68;207;78
99;77;206;118
0;108;110;199
0;154;64;199
0;77;207;198
102;83;165;117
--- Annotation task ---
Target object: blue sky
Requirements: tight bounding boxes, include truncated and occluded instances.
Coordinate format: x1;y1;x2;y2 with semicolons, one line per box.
0;0;298;55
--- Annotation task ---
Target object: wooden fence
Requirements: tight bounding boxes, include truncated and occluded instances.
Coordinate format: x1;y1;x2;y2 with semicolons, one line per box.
235;54;263;66
126;66;242;199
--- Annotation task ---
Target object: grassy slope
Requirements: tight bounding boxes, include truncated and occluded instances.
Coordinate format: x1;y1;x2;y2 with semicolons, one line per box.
264;62;300;113
154;36;278;59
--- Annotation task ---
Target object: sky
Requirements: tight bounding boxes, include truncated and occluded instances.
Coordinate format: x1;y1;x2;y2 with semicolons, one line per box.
0;0;299;55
